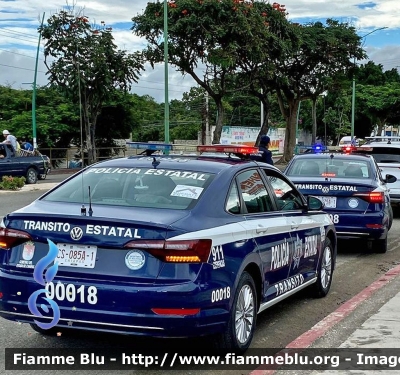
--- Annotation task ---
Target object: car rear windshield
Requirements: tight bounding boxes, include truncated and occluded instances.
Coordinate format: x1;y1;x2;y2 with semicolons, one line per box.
286;158;371;179
42;167;214;210
362;147;400;163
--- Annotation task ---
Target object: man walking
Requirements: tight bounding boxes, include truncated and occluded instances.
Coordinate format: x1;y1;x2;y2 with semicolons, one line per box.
2;130;17;150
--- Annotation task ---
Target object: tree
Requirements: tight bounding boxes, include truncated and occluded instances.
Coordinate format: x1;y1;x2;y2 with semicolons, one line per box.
274;20;365;162
0;85;79;148
356;83;400;136
132;0;292;144
323;94;351;145
40;8;144;164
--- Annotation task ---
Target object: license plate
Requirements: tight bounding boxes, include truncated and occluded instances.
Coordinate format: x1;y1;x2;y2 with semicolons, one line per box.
318;196;337;208
56;244;97;268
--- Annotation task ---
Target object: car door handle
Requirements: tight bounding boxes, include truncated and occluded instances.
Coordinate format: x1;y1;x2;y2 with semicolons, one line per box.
256;225;268;234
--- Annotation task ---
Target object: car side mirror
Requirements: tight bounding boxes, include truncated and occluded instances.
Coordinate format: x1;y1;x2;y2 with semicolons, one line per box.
384;174;397;184
307;196;324;211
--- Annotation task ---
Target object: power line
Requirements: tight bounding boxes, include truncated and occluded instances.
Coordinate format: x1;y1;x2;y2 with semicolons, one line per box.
0;30;43;45
0;63;191;93
0;48;45;61
0;27;39;39
0;63;47;73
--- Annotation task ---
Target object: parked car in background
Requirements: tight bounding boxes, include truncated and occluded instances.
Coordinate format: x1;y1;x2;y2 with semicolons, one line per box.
0;143;51;184
284;151;396;253
358;136;400;207
0;144;336;353
339;136;359;147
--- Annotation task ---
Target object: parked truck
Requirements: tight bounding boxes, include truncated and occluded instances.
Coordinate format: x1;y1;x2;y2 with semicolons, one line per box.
0;144;51;184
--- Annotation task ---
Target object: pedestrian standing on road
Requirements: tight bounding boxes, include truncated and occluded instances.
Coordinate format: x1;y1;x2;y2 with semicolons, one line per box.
2;130;17;150
250;135;274;165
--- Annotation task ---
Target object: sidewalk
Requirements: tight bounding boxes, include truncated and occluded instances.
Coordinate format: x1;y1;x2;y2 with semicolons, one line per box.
258;264;400;375
0;170;75;194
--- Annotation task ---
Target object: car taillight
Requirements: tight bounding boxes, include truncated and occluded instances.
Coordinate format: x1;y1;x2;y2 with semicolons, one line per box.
0;228;32;249
124;239;212;263
353;192;385;204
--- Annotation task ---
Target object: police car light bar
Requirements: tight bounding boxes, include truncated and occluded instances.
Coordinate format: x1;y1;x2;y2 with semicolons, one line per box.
197;145;259;155
342;145;356;154
126;142;173;151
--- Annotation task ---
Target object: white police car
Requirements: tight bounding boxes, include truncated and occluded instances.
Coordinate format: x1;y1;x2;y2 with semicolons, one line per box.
358;136;400;206
0;144;336;352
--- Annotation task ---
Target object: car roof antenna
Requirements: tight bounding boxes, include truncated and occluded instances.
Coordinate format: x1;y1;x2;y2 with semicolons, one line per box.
88;186;93;217
81;171;87;216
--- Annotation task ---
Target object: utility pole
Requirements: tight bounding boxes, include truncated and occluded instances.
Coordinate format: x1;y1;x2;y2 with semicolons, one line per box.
205;93;210;144
163;0;170;149
32;12;45;150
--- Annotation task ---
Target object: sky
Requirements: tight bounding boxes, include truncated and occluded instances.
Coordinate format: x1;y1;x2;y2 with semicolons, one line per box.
0;0;399;103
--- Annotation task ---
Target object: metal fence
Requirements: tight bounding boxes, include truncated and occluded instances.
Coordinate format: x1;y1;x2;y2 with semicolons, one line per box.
40;144;203;170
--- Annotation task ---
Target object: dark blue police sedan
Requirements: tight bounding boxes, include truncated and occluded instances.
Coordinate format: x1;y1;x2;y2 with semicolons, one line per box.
284;152;396;253
0;144;336;352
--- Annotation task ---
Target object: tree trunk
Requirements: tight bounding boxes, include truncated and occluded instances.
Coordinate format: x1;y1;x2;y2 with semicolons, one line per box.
201;119;206;145
88;124;96;165
311;97;317;144
376;118;387;137
256;97;270;146
282;100;300;163
212;100;225;144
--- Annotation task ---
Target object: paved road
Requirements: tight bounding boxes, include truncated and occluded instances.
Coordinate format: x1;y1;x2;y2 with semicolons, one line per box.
1;186;400;375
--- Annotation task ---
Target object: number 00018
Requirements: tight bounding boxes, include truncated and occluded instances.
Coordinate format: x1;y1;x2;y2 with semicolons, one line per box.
45;282;98;305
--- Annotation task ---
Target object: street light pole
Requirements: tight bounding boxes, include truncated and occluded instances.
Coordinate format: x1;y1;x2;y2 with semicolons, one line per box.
350;26;387;142
32;12;45;150
164;0;170;146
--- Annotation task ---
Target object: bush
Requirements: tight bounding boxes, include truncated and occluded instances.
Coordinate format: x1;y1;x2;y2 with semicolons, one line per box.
0;176;26;190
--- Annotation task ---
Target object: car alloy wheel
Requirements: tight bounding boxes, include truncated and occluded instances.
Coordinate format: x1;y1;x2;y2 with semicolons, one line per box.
235;284;255;344
310;237;334;298
215;271;257;352
26;167;38;184
320;244;332;290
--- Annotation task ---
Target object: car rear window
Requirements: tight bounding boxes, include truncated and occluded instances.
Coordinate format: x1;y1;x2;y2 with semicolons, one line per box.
360;147;400;164
42;167;214;210
286;158;371;179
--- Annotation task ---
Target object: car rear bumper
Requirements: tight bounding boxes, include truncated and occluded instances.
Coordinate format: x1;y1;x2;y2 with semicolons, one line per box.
389;194;400;205
0;271;230;338
329;211;388;240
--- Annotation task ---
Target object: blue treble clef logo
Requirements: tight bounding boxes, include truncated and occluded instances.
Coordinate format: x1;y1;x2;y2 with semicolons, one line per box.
28;239;60;329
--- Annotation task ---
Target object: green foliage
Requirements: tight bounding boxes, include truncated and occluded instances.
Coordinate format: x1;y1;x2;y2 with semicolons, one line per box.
132;0;294;143
40;8;144;164
356;82;400;134
323;94;351;144
0;176;26;190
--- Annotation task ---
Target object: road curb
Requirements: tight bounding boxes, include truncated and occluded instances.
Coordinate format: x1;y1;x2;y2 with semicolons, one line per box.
249;263;400;375
0;182;59;194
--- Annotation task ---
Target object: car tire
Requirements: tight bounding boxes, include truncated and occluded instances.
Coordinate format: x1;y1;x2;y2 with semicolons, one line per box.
310;237;334;298
371;237;388;254
215;272;257;353
30;324;59;336
26;168;38;184
388;206;393;231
